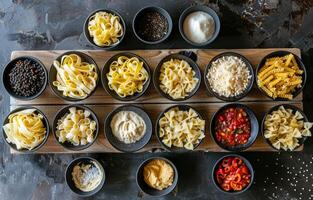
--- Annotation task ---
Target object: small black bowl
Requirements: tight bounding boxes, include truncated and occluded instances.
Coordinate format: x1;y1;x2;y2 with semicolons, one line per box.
204;52;254;102
49;51;100;102
261;104;309;151
2;106;50;152
133;6;173;44
65;157;105;197
256;50;307;101
84;9;126;49
2;56;48;100
212;154;254;194
101;52;151;101
156;104;205;152
178;5;220;46
104;105;152;152
53;105;99;151
153;53;201;101
210;103;259;152
136;156;178;197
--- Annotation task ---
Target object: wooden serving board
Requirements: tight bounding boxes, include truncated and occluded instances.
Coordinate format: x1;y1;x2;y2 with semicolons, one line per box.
9;48;303;153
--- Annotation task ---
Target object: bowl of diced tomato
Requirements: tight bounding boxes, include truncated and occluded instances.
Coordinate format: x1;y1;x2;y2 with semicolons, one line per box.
210;103;259;151
212;155;254;194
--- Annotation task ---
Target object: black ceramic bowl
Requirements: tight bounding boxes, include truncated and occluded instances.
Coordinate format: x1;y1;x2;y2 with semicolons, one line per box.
49;51;100;102
156;104;205;152
101;52;151;101
256;51;307;101
210;103;259;152
2;56;48;100
136;157;178;197
84;9;126;49
212;154;254;194
204;52;254;102
133;6;173;44
178;5;220;46
65;157;105;197
153;53;201;101
261;104;309;151
104;105;152;152
2;106;50;152
53;105;99;151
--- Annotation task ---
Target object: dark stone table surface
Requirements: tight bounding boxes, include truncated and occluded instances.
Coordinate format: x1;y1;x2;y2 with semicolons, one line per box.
1;0;313;199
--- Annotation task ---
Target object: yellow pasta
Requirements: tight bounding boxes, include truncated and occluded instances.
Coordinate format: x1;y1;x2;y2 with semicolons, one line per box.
158;107;205;150
159;59;198;99
56;107;97;146
3;109;46;150
53;54;98;99
88;11;123;46
106;56;149;98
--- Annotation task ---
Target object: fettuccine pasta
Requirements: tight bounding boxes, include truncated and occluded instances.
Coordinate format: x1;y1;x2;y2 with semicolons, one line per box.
53;54;98;99
106;56;149;98
88;11;123;46
56;107;97;146
159;107;205;150
3;109;46;150
159;59;198;99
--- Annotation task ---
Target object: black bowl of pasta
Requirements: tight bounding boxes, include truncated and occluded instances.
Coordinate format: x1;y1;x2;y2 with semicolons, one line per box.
155;104;206;152
84;9;126;49
261;104;312;151
101;52;151;101
49;51;100;102
52;105;99;151
104;105;153;153
2;106;50;152
153;53;202;101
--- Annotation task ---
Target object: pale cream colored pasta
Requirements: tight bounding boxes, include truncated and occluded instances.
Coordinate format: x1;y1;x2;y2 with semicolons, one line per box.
158;107;205;150
159;59;198;99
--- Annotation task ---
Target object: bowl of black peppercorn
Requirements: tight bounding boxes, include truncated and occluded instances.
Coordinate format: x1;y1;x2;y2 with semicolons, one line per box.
2;56;48;100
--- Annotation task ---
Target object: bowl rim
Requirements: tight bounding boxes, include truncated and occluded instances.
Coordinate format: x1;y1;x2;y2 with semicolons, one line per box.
101;51;151;101
178;5;221;46
136;156;178;197
153;53;202;101
49;50;100;102
261;104;309;151
104;104;153;152
211;154;254;194
255;50;307;101
83;8;126;49
2;56;48;100
65;156;106;197
132;6;173;44
2;106;50;152
52;104;99;151
155;104;205;152
204;51;255;102
209;103;259;152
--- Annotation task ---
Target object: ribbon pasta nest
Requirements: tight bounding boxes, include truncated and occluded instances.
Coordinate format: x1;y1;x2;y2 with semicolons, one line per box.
88;11;123;47
257;54;303;100
159;59;199;99
264;106;312;151
3;109;47;150
106;56;149;98
158;107;205;150
53;54;98;99
56;107;97;146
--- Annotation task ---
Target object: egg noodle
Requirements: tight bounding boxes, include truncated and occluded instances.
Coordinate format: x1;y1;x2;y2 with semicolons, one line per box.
88;11;123;47
159;59;198;99
53;54;98;99
56;107;97;146
106;56;149;98
159;107;205;150
3;109;46;150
